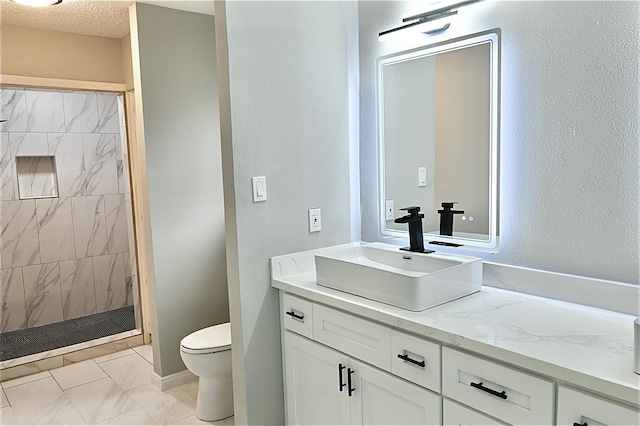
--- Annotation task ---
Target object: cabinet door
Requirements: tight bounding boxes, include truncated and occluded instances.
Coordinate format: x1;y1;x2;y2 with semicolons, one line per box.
443;399;505;426
284;331;351;425
350;359;441;425
557;386;638;426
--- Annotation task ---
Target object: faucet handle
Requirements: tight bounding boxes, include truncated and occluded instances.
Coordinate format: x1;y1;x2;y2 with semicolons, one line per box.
438;202;464;215
399;206;422;216
440;202;459;209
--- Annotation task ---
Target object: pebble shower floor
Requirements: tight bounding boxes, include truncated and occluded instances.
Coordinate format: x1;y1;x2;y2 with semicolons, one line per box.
0;306;135;361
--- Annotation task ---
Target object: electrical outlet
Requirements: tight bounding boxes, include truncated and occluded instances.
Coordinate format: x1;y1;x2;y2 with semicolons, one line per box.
385;200;394;221
309;208;321;232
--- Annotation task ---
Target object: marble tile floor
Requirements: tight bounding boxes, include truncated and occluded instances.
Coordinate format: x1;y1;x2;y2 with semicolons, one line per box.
0;345;234;425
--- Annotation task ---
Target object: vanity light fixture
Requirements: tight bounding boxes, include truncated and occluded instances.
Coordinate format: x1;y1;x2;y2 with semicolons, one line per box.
379;0;483;41
11;0;62;6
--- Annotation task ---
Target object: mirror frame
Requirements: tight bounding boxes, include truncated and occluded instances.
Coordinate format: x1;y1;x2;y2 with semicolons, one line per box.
377;30;500;250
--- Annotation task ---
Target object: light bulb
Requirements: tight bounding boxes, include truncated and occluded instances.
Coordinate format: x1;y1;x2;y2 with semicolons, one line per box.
12;0;62;7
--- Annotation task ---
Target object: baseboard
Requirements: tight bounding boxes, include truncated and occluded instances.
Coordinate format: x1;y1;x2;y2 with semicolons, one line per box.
152;369;197;391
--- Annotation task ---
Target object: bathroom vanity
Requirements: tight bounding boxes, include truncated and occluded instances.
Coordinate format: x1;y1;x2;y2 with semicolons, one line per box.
271;244;639;425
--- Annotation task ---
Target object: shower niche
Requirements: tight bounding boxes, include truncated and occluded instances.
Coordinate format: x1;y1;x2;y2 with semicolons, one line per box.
16;155;59;199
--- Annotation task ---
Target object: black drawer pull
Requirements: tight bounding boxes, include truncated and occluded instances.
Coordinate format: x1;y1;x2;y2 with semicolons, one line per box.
470;381;507;400
285;310;304;321
338;363;346;392
397;353;426;368
573;423;588;426
347;368;355;397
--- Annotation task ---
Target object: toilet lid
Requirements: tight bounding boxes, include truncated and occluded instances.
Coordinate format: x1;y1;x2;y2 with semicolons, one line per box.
180;322;231;354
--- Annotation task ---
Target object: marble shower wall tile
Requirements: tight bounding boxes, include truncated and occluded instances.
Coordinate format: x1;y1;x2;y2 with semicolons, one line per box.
48;133;86;197
93;253;126;313
1;267;27;332
1;132;15;200
22;262;63;327
1;89;28;132
59;258;96;320
62;91;99;133
104;194;129;254
97;93;121;133
36;197;75;263
71;195;108;258
84;134;119;196
25;90;65;133
8;132;48;156
1;200;41;268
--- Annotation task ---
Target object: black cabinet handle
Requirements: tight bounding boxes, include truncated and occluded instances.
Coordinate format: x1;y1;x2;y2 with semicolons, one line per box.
347;368;355;397
338;363;346;392
285;310;304;321
470;381;507;400
573;423;588;426
397;353;426;368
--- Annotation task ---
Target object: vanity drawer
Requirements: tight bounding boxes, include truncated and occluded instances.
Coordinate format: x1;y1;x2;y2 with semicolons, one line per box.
442;347;554;425
281;293;313;339
390;329;441;392
557;386;638;426
313;304;391;371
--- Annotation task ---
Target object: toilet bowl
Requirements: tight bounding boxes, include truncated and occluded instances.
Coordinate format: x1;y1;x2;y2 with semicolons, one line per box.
180;322;233;421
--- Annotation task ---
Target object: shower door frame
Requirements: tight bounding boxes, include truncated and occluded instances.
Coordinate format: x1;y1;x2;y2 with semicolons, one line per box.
1;74;151;344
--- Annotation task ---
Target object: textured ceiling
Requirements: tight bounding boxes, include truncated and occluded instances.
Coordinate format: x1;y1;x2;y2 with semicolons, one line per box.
0;0;214;39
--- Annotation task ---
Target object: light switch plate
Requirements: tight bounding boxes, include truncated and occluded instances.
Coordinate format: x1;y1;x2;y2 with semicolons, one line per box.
309;208;321;232
418;167;427;187
252;176;267;202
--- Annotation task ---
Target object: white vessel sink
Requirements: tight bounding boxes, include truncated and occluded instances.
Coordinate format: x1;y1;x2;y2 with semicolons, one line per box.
315;242;482;311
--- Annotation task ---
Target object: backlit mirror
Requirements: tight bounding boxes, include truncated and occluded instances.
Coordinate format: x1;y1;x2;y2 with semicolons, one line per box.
378;31;500;250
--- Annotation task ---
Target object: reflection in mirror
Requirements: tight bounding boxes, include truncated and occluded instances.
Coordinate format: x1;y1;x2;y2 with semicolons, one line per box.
378;31;500;250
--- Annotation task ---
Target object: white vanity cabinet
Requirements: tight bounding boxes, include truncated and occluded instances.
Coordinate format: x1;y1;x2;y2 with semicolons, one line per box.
279;291;638;426
283;331;441;425
556;386;638;426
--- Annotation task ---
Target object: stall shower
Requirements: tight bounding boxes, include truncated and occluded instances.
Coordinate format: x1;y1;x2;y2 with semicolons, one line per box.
0;87;140;361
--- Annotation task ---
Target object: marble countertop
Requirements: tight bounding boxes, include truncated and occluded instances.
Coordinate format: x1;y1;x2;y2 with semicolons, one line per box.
271;246;639;406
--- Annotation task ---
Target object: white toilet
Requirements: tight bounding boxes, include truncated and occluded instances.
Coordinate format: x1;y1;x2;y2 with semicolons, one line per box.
180;322;233;421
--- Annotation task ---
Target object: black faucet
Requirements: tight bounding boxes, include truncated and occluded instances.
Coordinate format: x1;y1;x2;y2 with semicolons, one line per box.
438;202;465;236
394;206;435;254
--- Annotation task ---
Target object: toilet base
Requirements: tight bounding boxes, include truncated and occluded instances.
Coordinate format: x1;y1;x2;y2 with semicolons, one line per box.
195;376;234;422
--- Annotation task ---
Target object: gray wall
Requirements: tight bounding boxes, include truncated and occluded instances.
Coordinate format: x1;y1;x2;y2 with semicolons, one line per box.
217;1;359;423
131;3;229;377
360;1;639;284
